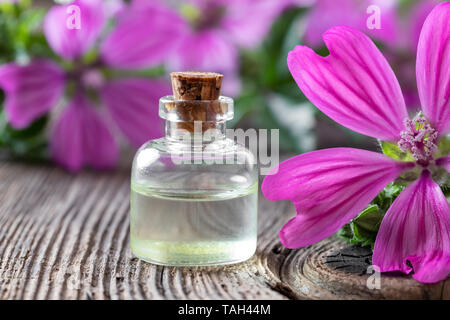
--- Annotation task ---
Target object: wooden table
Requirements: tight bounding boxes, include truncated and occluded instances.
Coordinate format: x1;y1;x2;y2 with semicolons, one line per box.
0;162;448;299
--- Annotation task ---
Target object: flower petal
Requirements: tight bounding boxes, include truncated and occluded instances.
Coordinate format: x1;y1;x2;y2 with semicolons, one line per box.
100;78;169;147
373;170;450;283
220;0;312;49
100;0;186;69
262;148;413;248
51;94;118;172
416;3;450;135
0;60;65;129
436;155;450;173
168;30;238;74
288;26;408;142
221;71;241;97
43;0;105;60
167;30;239;96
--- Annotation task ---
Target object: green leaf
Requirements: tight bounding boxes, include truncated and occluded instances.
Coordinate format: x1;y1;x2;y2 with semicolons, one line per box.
442;184;450;199
373;183;404;211
351;205;383;247
259;8;306;88
102;64;165;79
337;224;353;242
0;108;49;162
0;2;51;63
431;166;450;188
380;140;414;161
337;183;405;249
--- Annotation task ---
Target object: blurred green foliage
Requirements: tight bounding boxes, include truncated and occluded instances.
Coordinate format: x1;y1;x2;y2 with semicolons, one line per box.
234;8;315;153
0;0;53;63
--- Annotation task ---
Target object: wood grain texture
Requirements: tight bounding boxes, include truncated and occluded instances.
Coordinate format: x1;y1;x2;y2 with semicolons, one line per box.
0;162;448;300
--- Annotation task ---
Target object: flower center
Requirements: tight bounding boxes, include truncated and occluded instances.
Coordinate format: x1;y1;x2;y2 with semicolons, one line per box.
81;69;105;90
398;116;438;165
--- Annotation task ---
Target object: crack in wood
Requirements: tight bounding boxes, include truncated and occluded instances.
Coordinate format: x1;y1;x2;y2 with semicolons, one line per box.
325;245;372;274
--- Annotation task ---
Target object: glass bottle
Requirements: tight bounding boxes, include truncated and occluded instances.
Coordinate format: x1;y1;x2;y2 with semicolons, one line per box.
130;72;258;266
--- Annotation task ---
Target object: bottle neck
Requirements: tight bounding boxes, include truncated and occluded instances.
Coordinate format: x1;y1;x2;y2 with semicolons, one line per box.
165;120;227;142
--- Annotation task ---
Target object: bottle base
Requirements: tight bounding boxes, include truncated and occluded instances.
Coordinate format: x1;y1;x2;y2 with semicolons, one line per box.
130;238;256;266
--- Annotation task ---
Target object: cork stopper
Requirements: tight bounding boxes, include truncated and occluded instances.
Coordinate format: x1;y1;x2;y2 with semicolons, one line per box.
167;72;225;132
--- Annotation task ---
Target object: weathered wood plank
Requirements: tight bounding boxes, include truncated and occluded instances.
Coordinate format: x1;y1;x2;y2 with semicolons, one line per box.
0;162;448;300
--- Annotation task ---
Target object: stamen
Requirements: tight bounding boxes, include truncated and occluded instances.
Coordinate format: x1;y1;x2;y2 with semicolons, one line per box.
398;116;438;164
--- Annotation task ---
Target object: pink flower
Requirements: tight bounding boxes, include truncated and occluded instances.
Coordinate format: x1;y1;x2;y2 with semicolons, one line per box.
166;0;312;95
262;3;450;283
0;0;180;171
100;0;186;69
303;0;398;47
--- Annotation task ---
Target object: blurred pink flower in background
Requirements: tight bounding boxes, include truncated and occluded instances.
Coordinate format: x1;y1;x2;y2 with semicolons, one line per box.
303;0;398;47
0;0;314;170
0;0;180;171
302;0;444;112
166;0;313;95
388;0;441;111
100;0;185;69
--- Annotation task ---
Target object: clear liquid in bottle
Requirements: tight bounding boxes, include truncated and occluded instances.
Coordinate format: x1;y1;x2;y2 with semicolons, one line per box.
130;179;258;266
